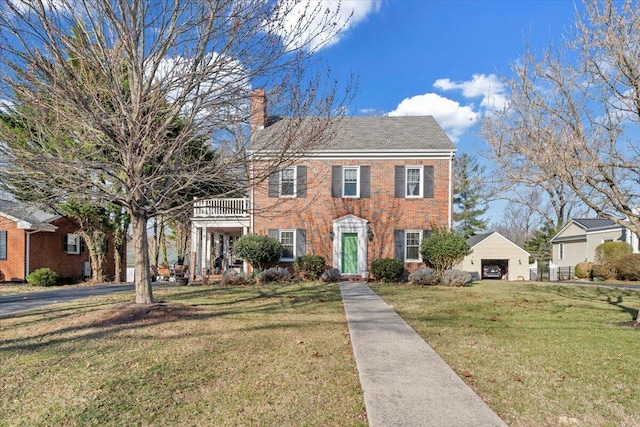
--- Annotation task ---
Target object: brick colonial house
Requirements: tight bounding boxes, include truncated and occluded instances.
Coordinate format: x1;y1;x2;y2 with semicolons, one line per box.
189;90;456;278
0;200;116;282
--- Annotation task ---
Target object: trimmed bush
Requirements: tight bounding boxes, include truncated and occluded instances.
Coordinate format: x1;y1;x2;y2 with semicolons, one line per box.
293;255;326;280
594;241;632;265
371;258;405;282
321;267;342;283
615;254;640;281
256;267;292;284
575;262;594;279
408;267;438;286
220;270;248;286
591;263;616;281
27;268;59;287
419;227;471;279
441;269;472;287
233;234;282;271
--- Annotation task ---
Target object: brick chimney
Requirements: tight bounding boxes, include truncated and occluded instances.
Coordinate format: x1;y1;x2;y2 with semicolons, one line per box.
250;89;267;134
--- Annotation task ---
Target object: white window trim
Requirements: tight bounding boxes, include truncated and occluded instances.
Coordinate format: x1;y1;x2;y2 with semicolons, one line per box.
405;229;423;262
279;167;297;198
405;165;423;198
279;229;296;261
65;233;81;255
0;229;7;260
559;243;564;260
342;166;360;198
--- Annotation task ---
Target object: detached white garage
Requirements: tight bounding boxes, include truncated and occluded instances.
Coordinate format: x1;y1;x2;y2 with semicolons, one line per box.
457;232;530;281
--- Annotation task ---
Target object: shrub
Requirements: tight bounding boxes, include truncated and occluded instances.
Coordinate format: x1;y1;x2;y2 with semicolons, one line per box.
615;254;640;281
419;227;471;279
441;269;472;287
371;258;405;282
591;263;616;281
27;268;59;287
256;267;292;284
408;267;438;285
293;255;326;280
233;234;282;271
219;270;248;286
575;262;594;279
594;241;632;265
321;267;342;283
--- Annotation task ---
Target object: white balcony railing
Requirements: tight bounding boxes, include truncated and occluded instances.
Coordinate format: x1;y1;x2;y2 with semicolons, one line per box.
193;198;249;218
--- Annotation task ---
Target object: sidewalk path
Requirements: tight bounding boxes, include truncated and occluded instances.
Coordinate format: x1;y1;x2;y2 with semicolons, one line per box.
340;281;507;427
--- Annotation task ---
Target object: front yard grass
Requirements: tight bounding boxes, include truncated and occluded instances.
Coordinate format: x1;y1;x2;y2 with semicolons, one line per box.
370;281;640;427
0;283;366;427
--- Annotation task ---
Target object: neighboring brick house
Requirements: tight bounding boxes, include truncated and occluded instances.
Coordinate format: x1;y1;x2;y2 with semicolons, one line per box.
551;218;640;269
0;200;116;282
190;90;456;277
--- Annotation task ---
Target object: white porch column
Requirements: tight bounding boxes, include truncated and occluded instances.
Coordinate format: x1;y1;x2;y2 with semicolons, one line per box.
242;226;249;273
203;231;212;274
190;223;200;279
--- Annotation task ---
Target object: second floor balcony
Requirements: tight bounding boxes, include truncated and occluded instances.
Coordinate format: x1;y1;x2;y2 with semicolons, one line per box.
193;198;249;218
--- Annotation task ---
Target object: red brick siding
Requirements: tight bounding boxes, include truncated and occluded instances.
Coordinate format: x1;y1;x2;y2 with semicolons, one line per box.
0;216;26;281
252;158;452;270
0;216;117;282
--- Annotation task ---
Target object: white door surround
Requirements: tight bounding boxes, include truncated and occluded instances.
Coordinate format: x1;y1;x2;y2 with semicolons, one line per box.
332;214;368;275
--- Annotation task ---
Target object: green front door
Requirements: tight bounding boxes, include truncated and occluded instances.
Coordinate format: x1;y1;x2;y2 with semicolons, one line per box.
342;233;358;274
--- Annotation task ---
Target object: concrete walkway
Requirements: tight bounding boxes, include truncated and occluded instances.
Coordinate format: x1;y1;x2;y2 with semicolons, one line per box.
340;281;507;427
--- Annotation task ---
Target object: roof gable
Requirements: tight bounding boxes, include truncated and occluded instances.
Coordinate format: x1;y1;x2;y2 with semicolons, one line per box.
551;218;624;242
467;232;529;255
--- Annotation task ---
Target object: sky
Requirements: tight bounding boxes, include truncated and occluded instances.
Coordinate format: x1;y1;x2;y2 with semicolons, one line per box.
287;0;584;222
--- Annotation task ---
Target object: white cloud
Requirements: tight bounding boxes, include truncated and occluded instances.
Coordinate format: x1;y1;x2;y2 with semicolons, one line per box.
434;73;507;111
271;0;381;51
387;93;478;142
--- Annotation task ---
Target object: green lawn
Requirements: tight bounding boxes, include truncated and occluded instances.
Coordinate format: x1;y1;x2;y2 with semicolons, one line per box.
370;281;640;427
0;283;366;427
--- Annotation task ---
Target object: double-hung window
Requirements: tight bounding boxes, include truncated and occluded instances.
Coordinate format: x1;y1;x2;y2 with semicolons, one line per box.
280;230;295;261
343;167;359;197
0;230;7;260
406;166;423;197
280;167;296;197
63;233;81;255
405;230;422;261
269;166;306;198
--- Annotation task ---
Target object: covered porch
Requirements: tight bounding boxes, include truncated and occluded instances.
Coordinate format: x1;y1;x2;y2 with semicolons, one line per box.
190;198;251;279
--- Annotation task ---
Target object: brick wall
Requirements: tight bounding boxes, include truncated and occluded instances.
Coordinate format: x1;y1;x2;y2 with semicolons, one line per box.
0;215;117;282
252;157;452;270
0;216;26;281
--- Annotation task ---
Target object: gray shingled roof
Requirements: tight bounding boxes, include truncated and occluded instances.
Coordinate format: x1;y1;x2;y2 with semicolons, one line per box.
250;115;455;152
573;218;620;231
466;232;494;248
0;199;59;229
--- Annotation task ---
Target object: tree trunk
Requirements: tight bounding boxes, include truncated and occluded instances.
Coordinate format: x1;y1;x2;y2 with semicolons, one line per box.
132;213;153;304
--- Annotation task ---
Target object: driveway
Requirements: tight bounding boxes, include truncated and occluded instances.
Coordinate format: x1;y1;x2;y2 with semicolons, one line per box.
0;283;139;317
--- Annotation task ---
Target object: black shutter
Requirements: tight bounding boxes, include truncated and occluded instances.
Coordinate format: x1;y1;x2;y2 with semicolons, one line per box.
268;229;278;239
423;229;432;239
80;238;86;254
331;166;342;198
296;229;306;258
360;166;370;198
268;172;279;197
394;166;405;198
297;166;307;198
394;230;405;260
62;234;68;253
424;166;434;198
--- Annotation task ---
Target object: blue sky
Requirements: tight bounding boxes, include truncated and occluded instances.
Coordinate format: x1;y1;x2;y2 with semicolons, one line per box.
307;0;581;154
287;0;584;221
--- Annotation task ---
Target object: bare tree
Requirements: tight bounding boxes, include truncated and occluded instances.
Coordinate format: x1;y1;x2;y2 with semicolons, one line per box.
483;0;640;234
489;202;539;248
0;0;351;303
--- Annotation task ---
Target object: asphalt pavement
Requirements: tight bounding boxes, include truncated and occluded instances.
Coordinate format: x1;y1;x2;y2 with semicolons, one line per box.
0;283;136;317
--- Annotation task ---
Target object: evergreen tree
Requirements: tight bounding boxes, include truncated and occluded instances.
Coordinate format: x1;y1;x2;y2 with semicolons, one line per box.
453;153;488;238
524;222;562;262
